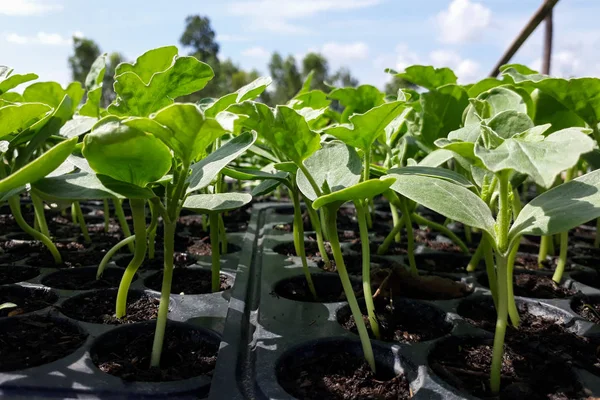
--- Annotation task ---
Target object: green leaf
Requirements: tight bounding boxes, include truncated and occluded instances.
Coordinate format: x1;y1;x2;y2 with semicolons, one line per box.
32;172;155;201
109;51;214;117
268;106;321;165
297;70;314;96
418;84;469;148
116;46;178;83
387;166;474;188
531;89;586;133
289;90;330;110
296;141;361;201
83;119;172;187
485;110;534;140
324;101;405;150
394;65;457;90
222;166;289;183
464;86;527;126
23;82;84;113
204;76;272;118
509;169;600;243
0;92;23;102
328;84;385;116
0;66;37;94
79;54;107;118
59;116;97;138
0;103;52;139
252;178;283;197
186;131;257;193
0;137;78;193
385;173;496;239
183;193;252;214
274;162;298;174
313;178;395;209
474;127;595;188
466;78;504;98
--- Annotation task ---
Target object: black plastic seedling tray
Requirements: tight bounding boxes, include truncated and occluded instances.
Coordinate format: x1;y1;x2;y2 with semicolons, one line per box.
0;204;248;399
209;203;600;399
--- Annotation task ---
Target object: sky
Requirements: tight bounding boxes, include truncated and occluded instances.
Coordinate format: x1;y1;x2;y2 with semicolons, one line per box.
1;0;599;89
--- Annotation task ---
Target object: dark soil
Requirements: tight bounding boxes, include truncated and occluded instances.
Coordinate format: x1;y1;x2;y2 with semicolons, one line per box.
0;265;39;285
353;240;407;256
571;245;600;258
514;253;561;271
429;339;584;400
272;274;362;303
339;297;451;343
177;215;209;237
116;252;195;270
144;268;231;294
221;207;251;231
42;267;128;290
414;254;472;274
0;286;58;317
60;290;159;324
277;350;411;400
272;240;333;260
0;316;87;372
26;244;106;269
92;323;219;382
571;271;600;290
478;273;575;299
571;256;598;268
186;238;241;257
572;295;600;325
317;256;388;275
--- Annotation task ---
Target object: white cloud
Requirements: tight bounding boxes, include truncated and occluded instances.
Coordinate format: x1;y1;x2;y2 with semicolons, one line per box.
322;42;368;61
241;46;269;58
216;34;250;43
0;0;62;16
228;0;382;34
4;31;73;46
436;0;491;44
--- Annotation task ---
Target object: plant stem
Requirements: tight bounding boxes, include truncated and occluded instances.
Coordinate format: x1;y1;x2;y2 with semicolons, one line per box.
31;192;50;238
291;188;317;299
483;238;498;308
304;196;331;268
115;199;147;318
113;198;134;253
71;202;77;224
209;213;221;292
325;207;376;372
97;236;135;278
356;200;380;339
147;201;158;260
411;213;470;254
490;253;508;395
151;220;175;368
464;225;472;244
466;241;484;272
506;241;520;327
595;218;600;248
400;198;418;276
552;231;569;283
497;172;511;253
73;201;91;244
389;203;401;243
103;199;110;232
8;196;61;264
538;235;550;267
218;214;227;254
377;215;405;255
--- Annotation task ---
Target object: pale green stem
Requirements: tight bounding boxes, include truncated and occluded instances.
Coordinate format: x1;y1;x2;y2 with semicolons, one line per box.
389;203;401;243
218;213;227;254
73;202;91;244
325;207;376;372
538;236;550;267
113;198;134;253
400;198;418;276
411;213;470;254
9;196;61;264
356;200;380;339
466;241;484;272
71;202;77;224
490;253;508;395
484;238;498;309
304;196;330;269
103;199;110;233
464;225;472;245
210;213;221;292
147;201;157;260
96;236;135;278
553;167;574;283
377;214;406;255
291;188;317;299
115;199;147;318
31;192;49;238
506;241;520;327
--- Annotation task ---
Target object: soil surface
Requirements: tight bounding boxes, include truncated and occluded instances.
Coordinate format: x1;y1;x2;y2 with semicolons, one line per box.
571;271;600;290
272;240;333;260
339;297;451;343
186;238;241;257
572;296;600;325
415;254;472;274
116;252;195;270
479;272;575;299
0;265;39;285
0;316;87;372
42;267;127;290
430;339;584;400
272;274;361;303
92;324;218;382
277;350;411;400
514;253;560;271
144;268;231;294
60;290;159;324
0;286;57;317
26;245;106;269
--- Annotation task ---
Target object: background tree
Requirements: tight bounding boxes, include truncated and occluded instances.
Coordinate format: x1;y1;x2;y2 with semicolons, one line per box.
179;15;219;61
68;37;101;84
330;67;359;88
384;76;416;97
302;53;329;91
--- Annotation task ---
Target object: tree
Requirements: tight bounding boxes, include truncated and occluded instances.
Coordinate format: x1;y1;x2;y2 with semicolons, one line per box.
180;15;219;61
302;53;329;91
384;76;416;97
330;67;359;88
68;37;101;84
102;52;124;106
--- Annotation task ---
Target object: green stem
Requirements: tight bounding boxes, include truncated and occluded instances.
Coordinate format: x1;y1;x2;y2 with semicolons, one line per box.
377;215;405;255
103;199;110;233
8;196;61;264
115;199;147;318
73;201;91;244
151;220;175;368
595;218;600;248
411;213;470;254
466;240;484;272
497;172;511;253
291;188;317;299
400;198;418;276
148;201;158;260
113;198;134;253
325;207;376;372
96;236;135;278
304;197;330;269
356;200;380;339
389;203;401;242
71;202;77;224
538;236;550;268
490;253;509;395
464;225;472;245
31;192;50;238
552;231;569;283
209;213;221;292
483;238;498;309
506;241;520;327
218;213;227;254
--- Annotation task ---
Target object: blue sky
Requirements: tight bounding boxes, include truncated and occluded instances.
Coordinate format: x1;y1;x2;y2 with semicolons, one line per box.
1;0;598;89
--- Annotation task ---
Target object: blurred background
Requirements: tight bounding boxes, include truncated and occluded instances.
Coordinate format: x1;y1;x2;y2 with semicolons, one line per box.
1;0;594;104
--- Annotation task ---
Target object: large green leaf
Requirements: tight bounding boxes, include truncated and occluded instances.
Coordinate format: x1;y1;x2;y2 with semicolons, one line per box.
385;173;496;239
59;116;97;138
80;54;107;118
0;103;52;139
328;84;385;116
83;119;172;187
417;149;455;167
186;131;257;193
23;81;84;113
388;166;474;188
109;51;214;117
0;137;78;193
531;89;586;134
183;193;252;214
289;90;330;110
509;169;600;244
464;86;527;126
0;67;37;94
474;127;595;188
313;178;395;209
296;141;361;201
115;46;178;84
392;65;457;90
32;172;155;201
324;101;405;150
204;76;272;118
267;106;321;165
126;103;226;163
